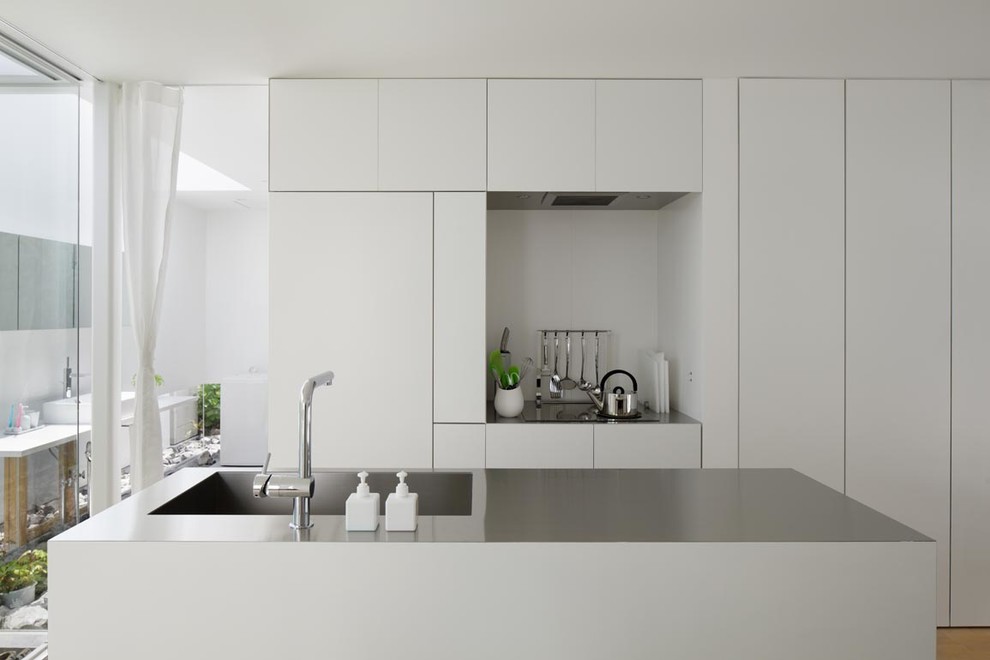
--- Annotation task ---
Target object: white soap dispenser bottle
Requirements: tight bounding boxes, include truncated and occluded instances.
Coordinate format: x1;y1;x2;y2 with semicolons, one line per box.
385;471;418;531
345;471;380;531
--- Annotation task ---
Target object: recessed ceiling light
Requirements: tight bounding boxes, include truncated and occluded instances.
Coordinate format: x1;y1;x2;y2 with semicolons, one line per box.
635;194;651;200
516;194;530;200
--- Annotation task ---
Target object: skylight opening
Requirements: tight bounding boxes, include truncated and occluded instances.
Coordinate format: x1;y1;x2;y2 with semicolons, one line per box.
175;152;250;192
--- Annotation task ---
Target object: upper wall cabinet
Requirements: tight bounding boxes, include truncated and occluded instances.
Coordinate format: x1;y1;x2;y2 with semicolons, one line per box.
596;80;702;192
269;79;378;191
487;79;596;191
379;79;487;191
270;79;486;192
487;79;701;192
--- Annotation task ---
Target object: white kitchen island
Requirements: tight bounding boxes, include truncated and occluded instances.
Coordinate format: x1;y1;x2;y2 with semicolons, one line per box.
48;467;934;660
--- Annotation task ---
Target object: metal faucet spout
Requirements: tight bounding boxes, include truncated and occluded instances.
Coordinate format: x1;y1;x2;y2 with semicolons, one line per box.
294;370;335;529
253;370;335;530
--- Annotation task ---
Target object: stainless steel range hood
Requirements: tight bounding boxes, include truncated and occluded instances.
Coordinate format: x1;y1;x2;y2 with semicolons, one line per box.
486;191;689;211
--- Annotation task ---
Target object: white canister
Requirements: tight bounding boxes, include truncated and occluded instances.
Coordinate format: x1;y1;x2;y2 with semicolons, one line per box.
494;387;524;418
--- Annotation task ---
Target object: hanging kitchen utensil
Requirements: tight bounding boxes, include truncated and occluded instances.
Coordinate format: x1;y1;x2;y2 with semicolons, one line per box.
549;332;562;398
560;332;577;390
594;331;601;383
578;331;592;390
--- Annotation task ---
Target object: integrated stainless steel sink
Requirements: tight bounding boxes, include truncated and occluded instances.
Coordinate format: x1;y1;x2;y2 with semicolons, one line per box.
150;471;473;516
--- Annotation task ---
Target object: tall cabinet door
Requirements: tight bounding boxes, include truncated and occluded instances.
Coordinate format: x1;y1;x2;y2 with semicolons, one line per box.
951;80;990;626
738;79;845;492
846;80;951;625
268;193;434;470
434;192;486;423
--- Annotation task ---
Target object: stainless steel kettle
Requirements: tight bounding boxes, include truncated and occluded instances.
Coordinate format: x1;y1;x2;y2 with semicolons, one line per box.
586;369;640;418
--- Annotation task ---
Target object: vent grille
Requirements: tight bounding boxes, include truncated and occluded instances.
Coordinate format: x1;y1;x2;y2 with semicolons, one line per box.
549;194;620;207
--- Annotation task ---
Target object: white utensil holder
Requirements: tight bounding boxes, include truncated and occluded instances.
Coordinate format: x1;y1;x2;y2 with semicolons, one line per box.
494;387;524;417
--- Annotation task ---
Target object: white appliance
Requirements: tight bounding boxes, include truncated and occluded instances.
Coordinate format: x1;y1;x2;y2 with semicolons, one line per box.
220;373;268;466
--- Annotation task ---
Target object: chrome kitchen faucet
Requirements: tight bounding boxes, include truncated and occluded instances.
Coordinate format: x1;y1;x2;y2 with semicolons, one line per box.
253;370;335;529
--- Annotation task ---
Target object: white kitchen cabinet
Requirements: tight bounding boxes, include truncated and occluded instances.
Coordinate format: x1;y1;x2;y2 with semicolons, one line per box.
595;80;702;192
845;80;951;625
738;79;845;492
433;424;485;469
269;79;378;191
378;79;487;191
487;79;596;191
950;80;990;626
486;424;593;468
701;78;739;469
434;193;486;422
268;193;433;470
593;424;700;468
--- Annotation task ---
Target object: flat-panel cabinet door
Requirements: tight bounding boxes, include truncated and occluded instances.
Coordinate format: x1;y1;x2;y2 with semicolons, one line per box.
434;424;485;469
950;80;990;626
596;80;702;192
434;193;486;422
738;79;845;492
378;79;487;191
268;193;433;470
269;79;378;191
487;79;595;191
845;80;951;625
593;424;700;468
486;424;593;468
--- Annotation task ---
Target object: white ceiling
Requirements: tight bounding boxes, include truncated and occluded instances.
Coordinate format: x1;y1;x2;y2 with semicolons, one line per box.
2;0;990;83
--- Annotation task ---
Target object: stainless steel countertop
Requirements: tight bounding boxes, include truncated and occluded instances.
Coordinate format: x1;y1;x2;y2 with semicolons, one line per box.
53;467;930;545
488;401;700;424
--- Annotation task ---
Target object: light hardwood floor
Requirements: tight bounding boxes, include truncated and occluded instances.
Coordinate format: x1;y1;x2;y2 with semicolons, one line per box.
939;628;990;659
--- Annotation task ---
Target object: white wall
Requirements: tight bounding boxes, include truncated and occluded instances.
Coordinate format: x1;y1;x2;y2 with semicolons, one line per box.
10;1;990;83
204;207;268;381
122;202;207;393
120;202;269;392
657;193;703;419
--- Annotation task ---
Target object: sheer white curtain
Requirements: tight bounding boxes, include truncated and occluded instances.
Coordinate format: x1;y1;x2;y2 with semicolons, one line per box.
117;82;183;493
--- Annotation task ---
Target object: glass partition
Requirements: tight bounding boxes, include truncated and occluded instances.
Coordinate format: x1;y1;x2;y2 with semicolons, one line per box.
0;79;81;640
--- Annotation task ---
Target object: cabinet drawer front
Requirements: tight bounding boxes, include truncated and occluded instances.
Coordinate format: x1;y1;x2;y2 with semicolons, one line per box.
486;424;593;469
434;424;486;469
594;424;700;469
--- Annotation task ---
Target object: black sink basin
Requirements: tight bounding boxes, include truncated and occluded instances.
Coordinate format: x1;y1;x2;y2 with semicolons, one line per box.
150;471;473;516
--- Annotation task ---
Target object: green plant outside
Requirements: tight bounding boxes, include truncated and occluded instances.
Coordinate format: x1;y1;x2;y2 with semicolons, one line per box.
0;549;47;594
197;383;221;435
